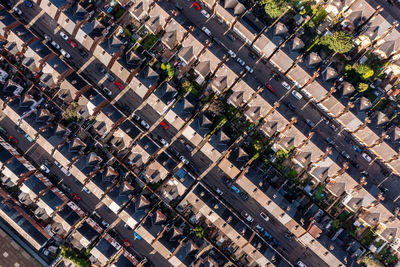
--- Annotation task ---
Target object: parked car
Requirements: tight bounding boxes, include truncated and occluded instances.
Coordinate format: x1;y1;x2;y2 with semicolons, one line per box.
227;33;235;41
266;84;275;93
124;223;132;230
160;138;169;146
228;50;236;58
13;7;22;15
185;144;194;152
192;2;201;10
50;41;60;50
255;224;264;232
361;152;372;162
216;188;223;196
59;31;68;40
102;87;112;96
360;170;369;177
353;145;362;153
231;185;240;194
140;120;150;130
241;211;254;222
349;160;359;169
25;133;34;142
115;80;124;90
132;114;141;122
0;126;7;135
179;155;189;165
291;90;303;100
285;102;295;111
341;151;350;160
71;193;81;201
105;73;115;82
223;177;231;185
236;57;245;66
160;121;168;129
69;40;77;47
82;186;91;194
281;81;290;90
40;164;50;174
78;49;88;57
326;137;336;147
305;119;315;128
101;220;110;228
60;49;71;59
239;191;248;201
201;26;211;36
260;212;269;221
245;65;254;73
201;9;210;18
297;261;307;267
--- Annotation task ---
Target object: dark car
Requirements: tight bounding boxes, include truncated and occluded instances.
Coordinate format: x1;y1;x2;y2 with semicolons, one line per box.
285;102;295;111
223;177;231;186
239;192;248;201
79;49;88;58
349;160;359;169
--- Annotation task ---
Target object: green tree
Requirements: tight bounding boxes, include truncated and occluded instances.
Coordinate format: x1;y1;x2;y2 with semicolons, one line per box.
63;102;81;122
332;219;340;229
357;82;369;93
193;226;205;238
285;169;298;179
355;64;374;80
161;63;175;78
260;0;291;19
181;80;193;93
320;31;353;53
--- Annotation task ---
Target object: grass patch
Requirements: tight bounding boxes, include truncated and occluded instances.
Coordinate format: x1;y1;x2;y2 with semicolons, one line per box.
308;9;328;28
141;34;158;50
361;228;376;246
313;184;325;201
338;210;352;222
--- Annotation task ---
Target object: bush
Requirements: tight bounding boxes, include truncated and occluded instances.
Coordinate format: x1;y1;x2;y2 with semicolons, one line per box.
320;31;353;53
59;246;91;267
260;0;292;19
161;63;174;78
357;82;369;93
355;64;374;80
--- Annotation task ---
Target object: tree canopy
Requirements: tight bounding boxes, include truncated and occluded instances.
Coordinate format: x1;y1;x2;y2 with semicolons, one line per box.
260;0;291;19
320;31;353;53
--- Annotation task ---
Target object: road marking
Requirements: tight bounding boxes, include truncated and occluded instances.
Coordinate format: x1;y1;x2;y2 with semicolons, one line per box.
77;56;95;74
26;10;45;29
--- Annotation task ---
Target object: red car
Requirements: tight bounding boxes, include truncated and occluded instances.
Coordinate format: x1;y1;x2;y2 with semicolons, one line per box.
192;2;201;10
72;193;81;201
69;40;77;48
266;84;275;93
123;240;132;247
115;80;124;90
9;136;17;144
160;121;168;129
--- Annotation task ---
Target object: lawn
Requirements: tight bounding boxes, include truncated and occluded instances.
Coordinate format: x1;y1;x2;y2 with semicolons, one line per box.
141;34;158;50
313;184;325;201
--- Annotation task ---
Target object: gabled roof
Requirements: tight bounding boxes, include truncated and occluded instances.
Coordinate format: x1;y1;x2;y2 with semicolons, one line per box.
306;52;322;68
341;81;355;97
68;137;86;153
138;67;159;88
11;24;34;43
65;4;88;23
102;166;118;183
82;20;104;37
291;37;304;51
356;97;372;112
223;0;246;15
135;195;151;211
323;67;339;82
152;210;167;225
274;22;288;36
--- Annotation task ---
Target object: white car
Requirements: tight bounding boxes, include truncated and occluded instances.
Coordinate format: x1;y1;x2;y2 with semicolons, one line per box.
228;50;236;58
59;31;68;40
101;220;110;228
44;34;52;42
281;81;291;90
140;120;150;130
160;138;169;146
291;90;303;100
60;49;71;59
260;212;269;222
236;57;245;66
13;7;22;15
241;211;254;222
40;164;50;174
245;65;253;73
50;41;60;50
201;10;210;18
201;26;211;36
216;188;223;196
255;224;264;232
179;155;189;165
102;87;112;96
297;261;307;267
361;152;372;162
82;186;91;194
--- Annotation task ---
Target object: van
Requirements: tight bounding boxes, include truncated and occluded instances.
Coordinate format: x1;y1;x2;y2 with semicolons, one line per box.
291;90;303;100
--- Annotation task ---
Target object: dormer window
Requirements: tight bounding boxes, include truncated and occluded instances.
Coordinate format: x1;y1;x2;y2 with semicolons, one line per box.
65;19;70;23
